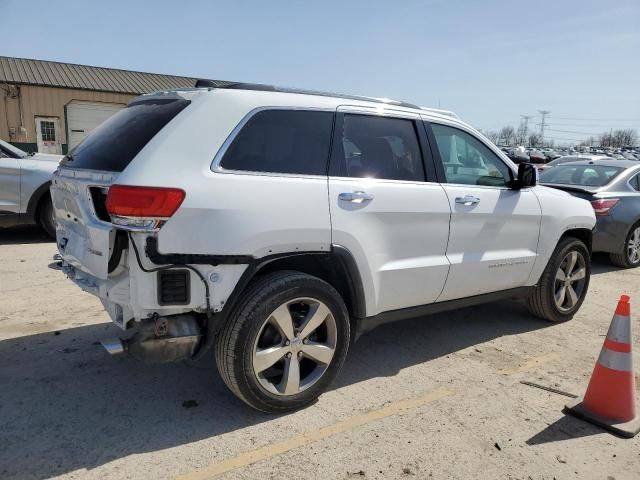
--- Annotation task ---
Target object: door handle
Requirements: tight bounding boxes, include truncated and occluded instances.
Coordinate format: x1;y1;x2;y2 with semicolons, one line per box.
455;195;480;206
338;191;374;203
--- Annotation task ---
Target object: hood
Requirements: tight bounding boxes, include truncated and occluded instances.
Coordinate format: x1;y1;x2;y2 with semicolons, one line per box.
30;152;64;163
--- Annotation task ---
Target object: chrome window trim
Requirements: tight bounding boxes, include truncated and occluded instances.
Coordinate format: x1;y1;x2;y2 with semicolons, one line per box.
210;106;335;178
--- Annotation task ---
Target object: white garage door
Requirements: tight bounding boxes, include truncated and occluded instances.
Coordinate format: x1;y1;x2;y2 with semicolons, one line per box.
66;101;125;150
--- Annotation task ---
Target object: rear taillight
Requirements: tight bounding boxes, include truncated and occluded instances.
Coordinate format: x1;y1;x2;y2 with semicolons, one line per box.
106;185;185;231
590;198;619;216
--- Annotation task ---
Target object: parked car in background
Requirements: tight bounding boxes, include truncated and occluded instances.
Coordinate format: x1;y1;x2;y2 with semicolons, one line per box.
0;139;61;236
537;154;615;172
505;147;529;163
539;159;640;268
528;150;547;164
51;82;595;412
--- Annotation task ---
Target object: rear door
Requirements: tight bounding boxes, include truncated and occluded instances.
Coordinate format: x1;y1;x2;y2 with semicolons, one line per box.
328;107;451;316
426;120;541;301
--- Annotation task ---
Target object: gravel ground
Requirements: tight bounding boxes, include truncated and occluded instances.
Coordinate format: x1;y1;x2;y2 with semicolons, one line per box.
1;226;639;480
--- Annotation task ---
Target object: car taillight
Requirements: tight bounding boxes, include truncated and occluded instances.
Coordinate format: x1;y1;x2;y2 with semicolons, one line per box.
590;198;619;216
106;185;185;230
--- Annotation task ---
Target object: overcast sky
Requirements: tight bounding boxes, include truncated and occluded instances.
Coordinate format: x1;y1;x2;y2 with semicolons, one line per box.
3;0;639;143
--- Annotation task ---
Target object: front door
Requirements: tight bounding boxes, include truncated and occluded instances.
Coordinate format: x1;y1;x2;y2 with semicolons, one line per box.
35;117;62;154
328;109;452;316
0;149;21;213
427;121;541;301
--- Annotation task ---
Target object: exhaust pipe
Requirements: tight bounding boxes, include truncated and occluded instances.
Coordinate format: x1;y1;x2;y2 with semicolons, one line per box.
101;338;126;355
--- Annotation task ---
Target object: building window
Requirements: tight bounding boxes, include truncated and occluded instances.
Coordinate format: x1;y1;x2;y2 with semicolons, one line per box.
40;121;56;142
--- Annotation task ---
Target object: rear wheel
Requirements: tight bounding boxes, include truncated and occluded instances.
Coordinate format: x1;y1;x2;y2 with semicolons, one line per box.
527;237;590;322
38;197;56;238
610;223;640;268
215;271;350;413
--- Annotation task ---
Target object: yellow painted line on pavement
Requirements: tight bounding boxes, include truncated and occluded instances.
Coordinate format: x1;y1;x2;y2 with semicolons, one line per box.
498;352;559;375
177;387;453;480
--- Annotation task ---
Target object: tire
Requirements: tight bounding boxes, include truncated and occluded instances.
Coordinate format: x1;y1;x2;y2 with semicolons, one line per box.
215;271;350;413
527;237;591;322
609;222;640;268
38;197;56;238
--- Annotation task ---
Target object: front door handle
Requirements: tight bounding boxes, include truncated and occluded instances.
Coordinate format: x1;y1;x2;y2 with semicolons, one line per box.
339;191;374;203
455;195;480;206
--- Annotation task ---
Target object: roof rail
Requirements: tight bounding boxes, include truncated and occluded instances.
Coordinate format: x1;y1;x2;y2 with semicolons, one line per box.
194;80;421;109
419;106;460;120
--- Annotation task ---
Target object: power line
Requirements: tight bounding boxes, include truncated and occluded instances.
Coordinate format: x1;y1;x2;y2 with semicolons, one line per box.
551;116;640;122
546;128;601;135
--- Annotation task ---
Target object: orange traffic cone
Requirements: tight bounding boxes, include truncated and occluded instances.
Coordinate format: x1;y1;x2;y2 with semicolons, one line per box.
564;295;639;437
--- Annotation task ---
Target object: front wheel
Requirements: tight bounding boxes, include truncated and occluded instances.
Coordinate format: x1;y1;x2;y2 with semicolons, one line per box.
527;237;591;322
38;197;56;238
215;271;350;413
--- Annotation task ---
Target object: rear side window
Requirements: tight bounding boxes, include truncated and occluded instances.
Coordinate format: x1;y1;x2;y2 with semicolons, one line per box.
220;110;334;175
330;114;425;181
630;173;640;191
60;98;190;172
539;165;624;186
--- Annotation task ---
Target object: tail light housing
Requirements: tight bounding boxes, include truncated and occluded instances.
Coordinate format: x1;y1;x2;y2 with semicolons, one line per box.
106;185;185;231
590;198;619;216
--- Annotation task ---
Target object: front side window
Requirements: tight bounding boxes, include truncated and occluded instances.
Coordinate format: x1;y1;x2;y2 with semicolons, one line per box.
431;123;512;187
220;110;334;175
330;114;425;181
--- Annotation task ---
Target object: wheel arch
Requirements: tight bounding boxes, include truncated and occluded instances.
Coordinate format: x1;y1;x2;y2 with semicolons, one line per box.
26;181;52;223
559;227;593;254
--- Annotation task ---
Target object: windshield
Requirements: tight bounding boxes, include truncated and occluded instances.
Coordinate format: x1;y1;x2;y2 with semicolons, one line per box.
0;139;28;158
539;164;624;187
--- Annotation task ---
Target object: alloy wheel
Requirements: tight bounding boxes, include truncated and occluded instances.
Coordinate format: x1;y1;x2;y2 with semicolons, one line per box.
554;250;587;312
252;297;337;396
627;227;640;265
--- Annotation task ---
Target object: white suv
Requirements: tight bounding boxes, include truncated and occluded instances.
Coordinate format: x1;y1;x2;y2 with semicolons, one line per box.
51;83;596;412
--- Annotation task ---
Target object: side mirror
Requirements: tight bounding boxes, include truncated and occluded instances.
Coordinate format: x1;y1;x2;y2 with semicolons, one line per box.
513;163;537;189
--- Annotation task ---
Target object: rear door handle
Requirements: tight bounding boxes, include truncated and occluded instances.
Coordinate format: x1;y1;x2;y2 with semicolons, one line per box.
339;191;374;203
455;195;480;206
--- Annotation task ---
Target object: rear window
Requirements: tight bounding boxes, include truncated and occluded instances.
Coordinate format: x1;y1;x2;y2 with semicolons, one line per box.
60;97;190;172
539;164;624;187
220;110;334;175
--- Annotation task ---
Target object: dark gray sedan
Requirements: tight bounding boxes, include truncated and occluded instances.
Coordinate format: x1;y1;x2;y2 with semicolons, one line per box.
539;159;640;268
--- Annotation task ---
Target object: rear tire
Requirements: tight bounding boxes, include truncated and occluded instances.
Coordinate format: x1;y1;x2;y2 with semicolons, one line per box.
609;222;640;268
527;237;590;322
38;197;56;238
215;271;350;413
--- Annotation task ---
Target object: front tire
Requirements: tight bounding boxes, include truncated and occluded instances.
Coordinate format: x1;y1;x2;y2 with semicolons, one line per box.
609;223;640;268
215;271;350;413
527;237;590;322
38;197;56;238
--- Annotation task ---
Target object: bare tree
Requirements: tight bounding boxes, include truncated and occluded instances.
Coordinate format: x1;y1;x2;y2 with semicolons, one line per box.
485;130;500;144
500;126;516;146
528;133;541;148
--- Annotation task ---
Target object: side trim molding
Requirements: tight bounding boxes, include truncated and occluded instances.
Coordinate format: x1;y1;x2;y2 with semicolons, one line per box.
357;286;534;335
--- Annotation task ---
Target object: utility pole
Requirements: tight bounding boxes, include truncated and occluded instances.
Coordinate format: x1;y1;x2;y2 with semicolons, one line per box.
520;115;531;144
538;110;550;143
